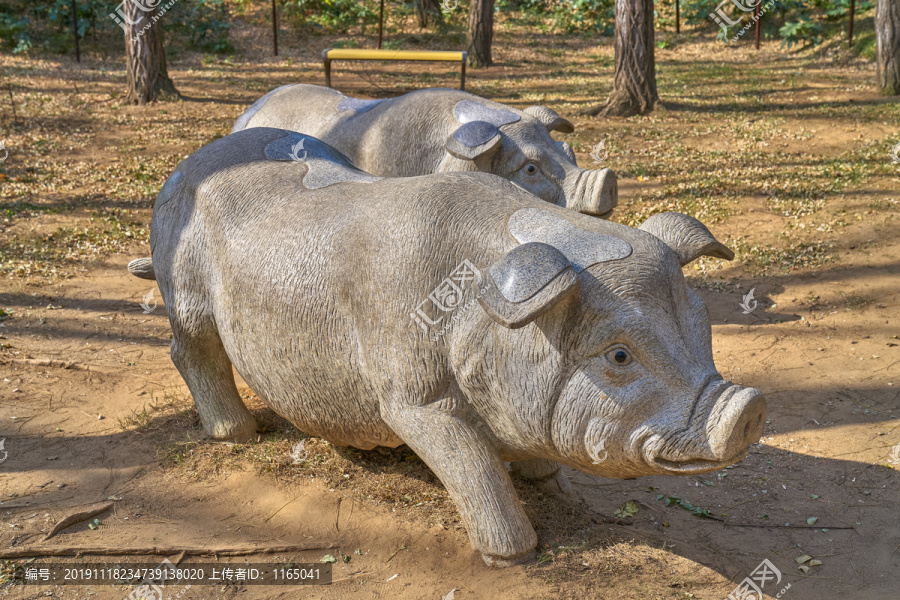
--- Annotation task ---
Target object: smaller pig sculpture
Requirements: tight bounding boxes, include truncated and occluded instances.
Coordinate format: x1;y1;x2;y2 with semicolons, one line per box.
231;84;618;217
129;128;765;567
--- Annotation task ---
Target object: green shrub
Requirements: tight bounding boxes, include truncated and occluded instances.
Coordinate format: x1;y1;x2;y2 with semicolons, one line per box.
0;0;234;55
779;13;824;47
0;13;32;53
551;0;615;34
284;0;379;33
169;0;234;54
689;0;874;47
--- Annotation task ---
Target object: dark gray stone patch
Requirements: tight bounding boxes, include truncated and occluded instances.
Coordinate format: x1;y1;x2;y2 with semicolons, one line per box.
264;132;380;190
490;242;573;303
508;208;632;271
454;100;521;128
453;121;501;149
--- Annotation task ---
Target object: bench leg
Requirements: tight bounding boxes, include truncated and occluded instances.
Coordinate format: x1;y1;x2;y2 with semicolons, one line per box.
460;59;466;91
324;59;332;88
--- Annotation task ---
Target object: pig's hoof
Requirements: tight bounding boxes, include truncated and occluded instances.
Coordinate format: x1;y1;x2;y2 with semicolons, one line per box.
481;549;535;568
539;470;573;496
206;418;257;443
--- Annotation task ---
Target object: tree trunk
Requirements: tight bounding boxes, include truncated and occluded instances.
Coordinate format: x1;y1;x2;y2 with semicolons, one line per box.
583;0;658;117
467;0;494;68
876;0;900;95
121;0;180;105
415;0;443;28
416;0;429;28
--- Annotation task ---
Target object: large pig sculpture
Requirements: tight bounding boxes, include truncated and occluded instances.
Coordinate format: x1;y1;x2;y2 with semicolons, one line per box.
129;128;765;567
230;84;618;217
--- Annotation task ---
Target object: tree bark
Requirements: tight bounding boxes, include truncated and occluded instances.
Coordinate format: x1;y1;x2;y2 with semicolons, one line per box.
415;0;444;28
416;0;429;28
876;0;900;95
467;0;495;68
583;0;658;117
122;0;180;105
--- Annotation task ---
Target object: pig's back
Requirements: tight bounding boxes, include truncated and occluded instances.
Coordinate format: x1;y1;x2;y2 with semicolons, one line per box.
239;84;350;136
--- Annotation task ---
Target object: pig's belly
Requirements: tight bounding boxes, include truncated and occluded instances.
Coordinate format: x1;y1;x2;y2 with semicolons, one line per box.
219;329;403;450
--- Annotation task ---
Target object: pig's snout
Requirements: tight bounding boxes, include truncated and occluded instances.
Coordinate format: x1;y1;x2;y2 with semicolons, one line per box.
647;383;766;475
708;386;766;462
567;168;618;217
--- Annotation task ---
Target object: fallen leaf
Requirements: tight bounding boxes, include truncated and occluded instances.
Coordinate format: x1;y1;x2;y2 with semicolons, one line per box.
320;554;337;563
796;554;812;564
614;501;638;519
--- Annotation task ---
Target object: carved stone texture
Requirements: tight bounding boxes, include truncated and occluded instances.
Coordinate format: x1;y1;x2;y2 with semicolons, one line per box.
130;128;765;567
231;85;618;218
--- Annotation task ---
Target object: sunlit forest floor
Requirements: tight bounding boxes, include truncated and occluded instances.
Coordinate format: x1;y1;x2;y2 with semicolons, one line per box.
1;11;899;600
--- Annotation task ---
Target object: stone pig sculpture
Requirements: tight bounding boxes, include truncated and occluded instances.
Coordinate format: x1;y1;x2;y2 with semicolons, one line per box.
231;84;618;217
129;128;765;567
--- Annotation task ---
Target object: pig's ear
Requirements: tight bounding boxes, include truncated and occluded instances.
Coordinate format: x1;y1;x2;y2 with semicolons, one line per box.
556;140;576;163
639;212;735;266
445;121;503;161
478;242;580;329
524;105;575;134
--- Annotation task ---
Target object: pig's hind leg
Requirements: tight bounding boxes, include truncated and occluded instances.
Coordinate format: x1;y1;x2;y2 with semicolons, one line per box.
170;326;258;443
510;459;573;496
382;390;537;566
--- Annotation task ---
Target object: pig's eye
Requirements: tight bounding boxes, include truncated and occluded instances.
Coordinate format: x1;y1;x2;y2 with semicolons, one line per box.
606;348;632;366
523;163;538;176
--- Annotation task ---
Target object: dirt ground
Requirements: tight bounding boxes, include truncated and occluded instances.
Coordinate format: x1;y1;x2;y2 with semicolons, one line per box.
1;11;899;600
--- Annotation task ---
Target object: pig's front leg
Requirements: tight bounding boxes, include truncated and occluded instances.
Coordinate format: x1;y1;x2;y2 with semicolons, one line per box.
382;395;538;566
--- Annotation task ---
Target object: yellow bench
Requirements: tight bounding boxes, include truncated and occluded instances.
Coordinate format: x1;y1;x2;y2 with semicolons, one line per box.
322;48;467;91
